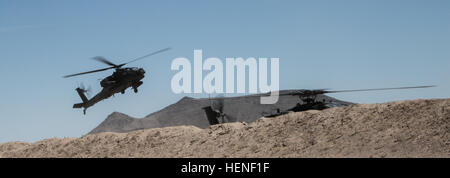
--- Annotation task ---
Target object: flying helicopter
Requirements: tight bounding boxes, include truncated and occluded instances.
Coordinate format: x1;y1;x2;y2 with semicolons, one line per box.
63;47;171;114
200;85;435;124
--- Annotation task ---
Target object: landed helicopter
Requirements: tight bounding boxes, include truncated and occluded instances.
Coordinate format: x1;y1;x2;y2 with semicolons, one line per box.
202;96;237;125
64;47;171;114
201;85;435;124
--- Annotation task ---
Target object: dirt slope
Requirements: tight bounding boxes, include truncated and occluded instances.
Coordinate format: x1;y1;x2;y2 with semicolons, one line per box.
89;91;351;134
1;99;449;158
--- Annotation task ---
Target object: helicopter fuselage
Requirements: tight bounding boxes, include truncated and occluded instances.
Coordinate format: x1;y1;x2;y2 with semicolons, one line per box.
73;67;146;114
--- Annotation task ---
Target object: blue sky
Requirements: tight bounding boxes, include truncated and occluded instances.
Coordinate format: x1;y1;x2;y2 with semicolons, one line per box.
0;0;449;143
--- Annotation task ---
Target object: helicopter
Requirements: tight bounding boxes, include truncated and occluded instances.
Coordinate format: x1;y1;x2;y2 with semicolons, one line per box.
202;95;237;125
63;47;171;114
201;85;435;124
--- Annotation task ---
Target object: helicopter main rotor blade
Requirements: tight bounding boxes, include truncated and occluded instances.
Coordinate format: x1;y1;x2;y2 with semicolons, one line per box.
325;85;435;94
92;56;119;67
194;85;435;100
194;93;269;101
63;47;170;78
121;47;171;66
63;66;115;78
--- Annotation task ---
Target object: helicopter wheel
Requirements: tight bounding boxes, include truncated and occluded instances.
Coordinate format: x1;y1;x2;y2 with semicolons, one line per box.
121;90;125;94
134;88;138;93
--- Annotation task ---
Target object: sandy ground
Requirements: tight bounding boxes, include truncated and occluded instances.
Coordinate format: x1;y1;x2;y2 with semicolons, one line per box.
1;99;449;158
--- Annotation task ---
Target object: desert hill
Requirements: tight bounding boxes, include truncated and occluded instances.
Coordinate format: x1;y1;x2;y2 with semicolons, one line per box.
89;90;352;134
1;98;448;158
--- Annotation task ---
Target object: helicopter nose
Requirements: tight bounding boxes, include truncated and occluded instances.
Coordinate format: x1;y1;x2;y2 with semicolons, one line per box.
139;68;145;75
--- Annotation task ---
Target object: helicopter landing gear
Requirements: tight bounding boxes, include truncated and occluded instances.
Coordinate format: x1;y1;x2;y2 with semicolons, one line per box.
132;81;143;93
121;90;125;94
83;109;86;115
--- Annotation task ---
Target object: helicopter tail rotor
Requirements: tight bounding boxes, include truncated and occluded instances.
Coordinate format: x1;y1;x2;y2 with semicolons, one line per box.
75;82;92;104
78;82;92;98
